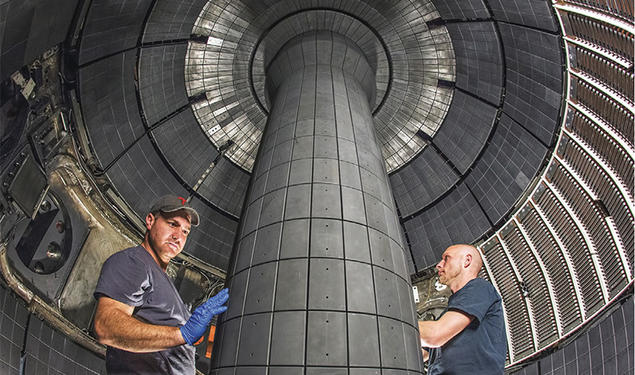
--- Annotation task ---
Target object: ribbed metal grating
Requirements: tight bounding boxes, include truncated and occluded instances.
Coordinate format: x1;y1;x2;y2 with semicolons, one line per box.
500;224;559;349
574;79;634;141
518;205;583;333
571;45;634;100
566;13;634;60
562;135;634;263
550;161;625;297
569;109;633;186
483;240;535;359
566;0;634;22
535;187;605;316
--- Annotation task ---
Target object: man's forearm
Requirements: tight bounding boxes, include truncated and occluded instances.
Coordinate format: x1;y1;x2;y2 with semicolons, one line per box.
418;310;473;348
419;320;442;348
95;306;185;352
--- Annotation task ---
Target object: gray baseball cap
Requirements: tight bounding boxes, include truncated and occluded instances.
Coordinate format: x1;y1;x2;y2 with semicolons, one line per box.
149;195;200;226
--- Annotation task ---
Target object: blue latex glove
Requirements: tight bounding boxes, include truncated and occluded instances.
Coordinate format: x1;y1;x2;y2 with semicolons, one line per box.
180;288;229;345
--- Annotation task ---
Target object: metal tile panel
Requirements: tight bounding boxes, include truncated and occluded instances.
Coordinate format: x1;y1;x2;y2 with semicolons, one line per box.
143;0;208;43
24;317;105;374
500;23;563;146
446;22;503;105
184;196;238;270
390;148;459;217
488;0;558;32
103;135;189;217
403;182;490;270
79;50;143;169
0;0;78;80
434;91;498;173
431;0;489;20
466;114;548;225
139;44;189;125
79;0;153;65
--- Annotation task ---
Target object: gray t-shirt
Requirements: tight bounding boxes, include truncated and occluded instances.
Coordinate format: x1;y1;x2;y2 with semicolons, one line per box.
94;246;195;374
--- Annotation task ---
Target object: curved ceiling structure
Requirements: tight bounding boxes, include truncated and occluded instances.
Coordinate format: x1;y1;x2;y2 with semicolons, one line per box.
0;0;632;373
75;0;563;276
185;1;455;173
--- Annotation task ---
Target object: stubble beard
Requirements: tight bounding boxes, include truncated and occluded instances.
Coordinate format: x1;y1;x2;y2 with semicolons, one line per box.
148;233;173;267
438;268;458;287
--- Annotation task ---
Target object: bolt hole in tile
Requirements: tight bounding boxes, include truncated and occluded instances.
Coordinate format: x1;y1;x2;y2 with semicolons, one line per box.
326;353;329;357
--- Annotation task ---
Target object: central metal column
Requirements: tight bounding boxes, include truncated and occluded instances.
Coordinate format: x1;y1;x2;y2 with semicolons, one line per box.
212;31;422;374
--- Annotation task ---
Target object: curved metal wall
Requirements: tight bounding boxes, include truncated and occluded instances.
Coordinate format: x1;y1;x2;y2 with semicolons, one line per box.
476;0;634;366
510;295;633;374
395;0;564;271
0;0;632;373
0;283;105;374
0;0;78;80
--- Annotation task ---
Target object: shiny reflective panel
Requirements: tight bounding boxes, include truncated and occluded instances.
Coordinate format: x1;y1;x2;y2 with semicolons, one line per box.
185;0;455;172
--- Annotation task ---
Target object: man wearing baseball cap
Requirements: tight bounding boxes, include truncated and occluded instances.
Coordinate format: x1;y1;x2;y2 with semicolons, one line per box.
93;195;229;374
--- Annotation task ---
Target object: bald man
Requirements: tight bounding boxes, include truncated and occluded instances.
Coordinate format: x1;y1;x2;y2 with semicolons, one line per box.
419;244;507;374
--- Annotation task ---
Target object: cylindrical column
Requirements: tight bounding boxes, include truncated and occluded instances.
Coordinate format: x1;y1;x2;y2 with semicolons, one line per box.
212;31;423;374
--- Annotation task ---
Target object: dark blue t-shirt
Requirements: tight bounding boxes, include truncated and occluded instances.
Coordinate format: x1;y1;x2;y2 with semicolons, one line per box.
428;278;507;375
94;246;195;375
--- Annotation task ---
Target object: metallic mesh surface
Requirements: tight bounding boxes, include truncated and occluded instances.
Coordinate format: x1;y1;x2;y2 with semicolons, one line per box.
185;0;455;173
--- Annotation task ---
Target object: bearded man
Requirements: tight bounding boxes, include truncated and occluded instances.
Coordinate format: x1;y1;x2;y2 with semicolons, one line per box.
419;244;507;374
93;195;229;374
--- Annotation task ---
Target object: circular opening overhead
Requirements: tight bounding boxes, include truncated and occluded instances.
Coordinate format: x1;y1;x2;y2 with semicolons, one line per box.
185;0;456;173
251;9;391;114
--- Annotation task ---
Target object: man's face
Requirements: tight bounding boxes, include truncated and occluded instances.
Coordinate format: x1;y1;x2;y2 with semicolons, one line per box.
436;247;463;286
146;210;191;267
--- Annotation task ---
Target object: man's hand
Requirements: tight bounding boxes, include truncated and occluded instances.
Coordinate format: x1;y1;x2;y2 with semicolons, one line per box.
421;347;429;361
180;288;229;345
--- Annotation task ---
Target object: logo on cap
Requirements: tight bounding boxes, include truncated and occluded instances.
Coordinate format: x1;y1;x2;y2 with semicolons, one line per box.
178;196;187;205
